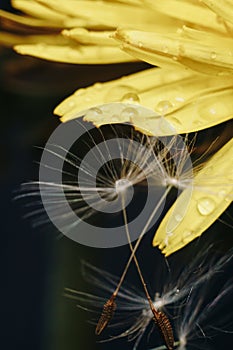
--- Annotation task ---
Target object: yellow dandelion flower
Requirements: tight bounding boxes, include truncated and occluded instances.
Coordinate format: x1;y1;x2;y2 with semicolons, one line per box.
4;0;233;254
54;0;233;255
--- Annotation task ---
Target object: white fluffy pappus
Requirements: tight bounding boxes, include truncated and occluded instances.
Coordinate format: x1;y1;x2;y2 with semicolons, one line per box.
64;246;233;350
16;120;231;234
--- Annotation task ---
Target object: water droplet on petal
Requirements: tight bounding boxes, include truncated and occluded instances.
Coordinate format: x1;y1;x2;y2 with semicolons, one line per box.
120;107;139;120
68;100;75;108
197;197;215;216
155;100;173;114
177;27;183;34
175;96;185;103
104;85;137;103
138;41;143;48
211;51;217;59
198;102;229;121
121;92;140;103
175;214;183;222
85;107;103;119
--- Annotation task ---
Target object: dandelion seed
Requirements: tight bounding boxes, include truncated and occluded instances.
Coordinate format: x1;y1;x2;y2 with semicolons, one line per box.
65;246;233;350
95;294;117;335
17;116;231;347
152;310;174;350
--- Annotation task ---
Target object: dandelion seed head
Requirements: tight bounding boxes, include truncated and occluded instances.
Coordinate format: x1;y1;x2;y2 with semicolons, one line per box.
16;103;230;250
115;178;132;194
67;246;233;349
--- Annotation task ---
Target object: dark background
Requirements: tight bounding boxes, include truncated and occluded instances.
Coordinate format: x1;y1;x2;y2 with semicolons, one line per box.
1;1;233;350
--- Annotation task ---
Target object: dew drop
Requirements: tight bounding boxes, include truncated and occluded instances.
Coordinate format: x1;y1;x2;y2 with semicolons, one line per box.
120;107;139;120
197;197;215;216
155;100;173;113
138;41;143;48
175;96;185;103
85;107;103;119
121;92;140;103
68;100;75;108
104;85;137;103
210;51;217;60
175;214;183;222
177;28;183;34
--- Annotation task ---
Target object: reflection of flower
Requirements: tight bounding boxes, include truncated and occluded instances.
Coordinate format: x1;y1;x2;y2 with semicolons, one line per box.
3;0;232;254
65;247;233;350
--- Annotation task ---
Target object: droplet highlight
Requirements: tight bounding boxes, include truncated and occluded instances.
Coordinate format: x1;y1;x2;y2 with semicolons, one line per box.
155;100;173;114
85;107;103;119
120;107;139;120
197;197;215;216
121;92;140;104
104;85;137;103
175;214;183;222
210;51;217;60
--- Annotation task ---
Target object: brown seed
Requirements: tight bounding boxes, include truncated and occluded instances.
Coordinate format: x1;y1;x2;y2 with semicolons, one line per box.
95;295;117;335
152;309;174;350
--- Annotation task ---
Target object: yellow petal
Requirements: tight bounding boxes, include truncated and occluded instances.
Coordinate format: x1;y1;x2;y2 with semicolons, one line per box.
37;0;177;31
12;0;69;22
153;137;233;256
54;67;233;134
54;68;192;121
0;9;91;33
114;28;233;75
14;43;135;64
62;28;117;46
0;32;67;47
0;9;62;30
145;0;228;34
201;0;233;25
